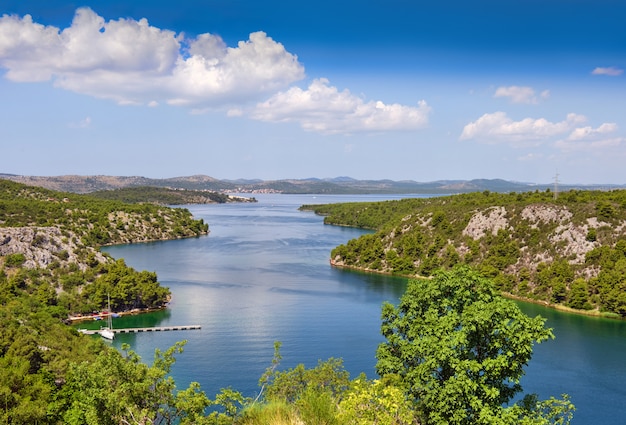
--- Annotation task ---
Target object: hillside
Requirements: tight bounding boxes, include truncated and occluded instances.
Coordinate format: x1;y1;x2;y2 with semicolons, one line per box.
3;173;623;194
301;189;626;317
89;186;257;205
0;180;213;423
0;179;209;314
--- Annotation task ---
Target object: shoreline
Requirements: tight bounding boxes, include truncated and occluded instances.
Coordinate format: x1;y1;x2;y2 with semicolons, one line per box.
330;260;624;321
67;305;168;324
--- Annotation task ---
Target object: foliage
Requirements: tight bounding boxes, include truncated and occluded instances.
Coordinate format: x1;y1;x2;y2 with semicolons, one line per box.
0;179;209;246
304;189;626;316
0;180;213;314
375;266;573;425
337;376;418;424
53;341;218;424
262;357;350;404
81;258;170;312
0;180;211;423
0;290;104;423
0;180;579;424
89;186;237;205
3;253;26;267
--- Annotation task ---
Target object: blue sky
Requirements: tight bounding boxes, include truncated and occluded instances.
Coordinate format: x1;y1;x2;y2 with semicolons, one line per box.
1;1;625;184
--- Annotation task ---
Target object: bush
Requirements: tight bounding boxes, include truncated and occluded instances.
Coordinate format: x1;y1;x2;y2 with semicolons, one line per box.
4;253;26;267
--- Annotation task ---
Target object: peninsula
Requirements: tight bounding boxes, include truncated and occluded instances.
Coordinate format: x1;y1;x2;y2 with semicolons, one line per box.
301;189;626;318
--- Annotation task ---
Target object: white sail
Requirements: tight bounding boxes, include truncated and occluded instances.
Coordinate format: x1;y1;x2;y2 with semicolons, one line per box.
100;295;115;340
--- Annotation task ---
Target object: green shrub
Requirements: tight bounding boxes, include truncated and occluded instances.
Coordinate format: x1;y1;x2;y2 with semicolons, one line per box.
4;253;26;267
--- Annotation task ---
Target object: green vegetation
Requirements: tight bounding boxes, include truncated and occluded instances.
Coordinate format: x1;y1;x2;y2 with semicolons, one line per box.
0;180;214;423
377;267;573;424
0;179;210;315
235;268;573;424
0;264;573;424
302;189;626;317
90;186;251;205
0;181;574;423
0;179;209;246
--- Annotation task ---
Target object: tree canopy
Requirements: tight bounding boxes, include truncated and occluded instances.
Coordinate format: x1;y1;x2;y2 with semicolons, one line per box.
376;266;573;425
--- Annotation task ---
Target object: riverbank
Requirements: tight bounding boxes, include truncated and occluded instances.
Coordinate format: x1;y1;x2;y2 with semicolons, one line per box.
67;305;168;324
330;259;624;321
501;292;622;320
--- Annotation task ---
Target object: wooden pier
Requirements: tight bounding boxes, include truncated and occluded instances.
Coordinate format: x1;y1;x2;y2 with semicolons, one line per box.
78;325;201;335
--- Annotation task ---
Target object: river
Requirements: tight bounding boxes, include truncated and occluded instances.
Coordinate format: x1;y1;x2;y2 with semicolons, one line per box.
99;194;626;424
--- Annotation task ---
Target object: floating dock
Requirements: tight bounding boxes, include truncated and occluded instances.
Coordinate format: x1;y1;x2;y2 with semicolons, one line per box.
78;325;201;335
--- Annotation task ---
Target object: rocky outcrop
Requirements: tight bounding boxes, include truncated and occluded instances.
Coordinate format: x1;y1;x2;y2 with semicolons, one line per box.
461;204;616;269
0;227;106;270
462;206;510;239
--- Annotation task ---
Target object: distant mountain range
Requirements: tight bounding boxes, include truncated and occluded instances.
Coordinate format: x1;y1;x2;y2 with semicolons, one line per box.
1;173;623;195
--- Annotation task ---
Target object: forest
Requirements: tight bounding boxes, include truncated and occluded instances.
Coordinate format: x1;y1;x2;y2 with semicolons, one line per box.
301;189;626;317
0;180;576;423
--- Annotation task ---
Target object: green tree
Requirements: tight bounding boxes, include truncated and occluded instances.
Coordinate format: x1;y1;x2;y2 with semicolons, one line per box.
55;341;212;425
567;279;591;310
338;376;418;424
376;266;573;425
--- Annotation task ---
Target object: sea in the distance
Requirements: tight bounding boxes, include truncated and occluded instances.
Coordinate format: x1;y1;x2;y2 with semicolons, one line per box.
97;194;626;424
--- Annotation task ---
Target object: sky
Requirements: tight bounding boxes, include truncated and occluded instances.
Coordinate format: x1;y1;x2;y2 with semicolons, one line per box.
1;1;625;184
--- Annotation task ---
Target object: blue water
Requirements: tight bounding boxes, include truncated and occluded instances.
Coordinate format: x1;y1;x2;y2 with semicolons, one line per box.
102;194;626;424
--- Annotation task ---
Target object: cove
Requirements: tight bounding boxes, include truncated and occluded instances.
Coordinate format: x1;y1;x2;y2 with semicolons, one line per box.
101;194;626;424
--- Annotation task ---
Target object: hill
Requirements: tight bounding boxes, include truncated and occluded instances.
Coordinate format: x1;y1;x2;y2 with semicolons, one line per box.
2;173;623;194
301;189;626;318
89;186;257;204
0;179;209;314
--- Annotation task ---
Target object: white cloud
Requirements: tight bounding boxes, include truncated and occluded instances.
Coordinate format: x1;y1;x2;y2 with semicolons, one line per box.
251;78;431;134
0;8;430;134
567;123;618;141
460;112;586;145
591;67;623;76
0;8;304;105
226;108;244;117
556;122;623;152
493;85;549;104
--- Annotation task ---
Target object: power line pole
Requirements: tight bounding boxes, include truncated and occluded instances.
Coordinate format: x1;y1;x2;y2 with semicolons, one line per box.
554;171;559;201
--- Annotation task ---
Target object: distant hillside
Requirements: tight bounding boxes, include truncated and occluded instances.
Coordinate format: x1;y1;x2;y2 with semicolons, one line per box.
89;186;257;205
2;173;623;194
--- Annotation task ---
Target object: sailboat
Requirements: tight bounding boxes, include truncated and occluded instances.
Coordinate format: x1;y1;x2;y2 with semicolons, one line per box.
100;295;115;340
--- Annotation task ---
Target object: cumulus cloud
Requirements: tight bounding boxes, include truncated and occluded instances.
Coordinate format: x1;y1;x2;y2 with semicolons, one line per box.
0;8;304;105
556;123;623;152
493;86;549;104
460;112;586;145
566;123;618;141
251;78;431;134
591;67;623;76
0;8;430;134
